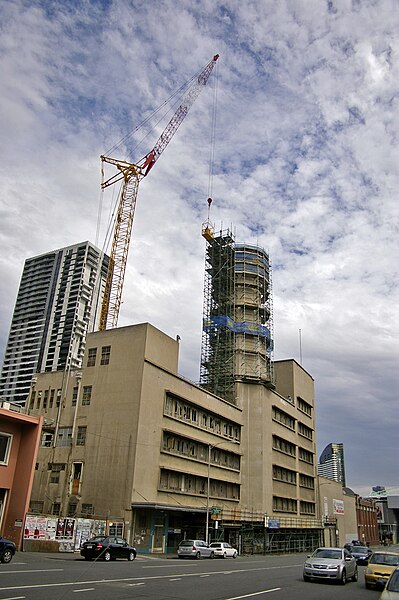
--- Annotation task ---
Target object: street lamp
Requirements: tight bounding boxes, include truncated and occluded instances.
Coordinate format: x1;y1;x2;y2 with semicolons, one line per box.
205;439;239;544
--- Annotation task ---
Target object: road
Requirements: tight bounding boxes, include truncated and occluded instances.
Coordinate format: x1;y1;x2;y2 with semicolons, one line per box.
0;551;383;600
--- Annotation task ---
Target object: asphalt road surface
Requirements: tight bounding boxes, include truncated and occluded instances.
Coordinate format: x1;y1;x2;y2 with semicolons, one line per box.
0;551;383;600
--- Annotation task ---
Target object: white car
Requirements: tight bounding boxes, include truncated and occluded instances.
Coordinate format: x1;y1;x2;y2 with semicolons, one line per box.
209;542;237;558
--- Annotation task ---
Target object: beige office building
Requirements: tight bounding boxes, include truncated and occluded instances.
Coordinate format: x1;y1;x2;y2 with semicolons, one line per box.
27;321;321;554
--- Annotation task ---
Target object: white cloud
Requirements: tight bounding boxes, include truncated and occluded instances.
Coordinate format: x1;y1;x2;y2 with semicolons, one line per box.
0;0;398;489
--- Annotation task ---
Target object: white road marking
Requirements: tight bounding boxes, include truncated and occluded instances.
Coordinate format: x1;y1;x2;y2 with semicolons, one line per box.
169;578;181;581
0;569;63;575
127;582;145;587
0;564;299;592
224;590;281;599
72;589;95;593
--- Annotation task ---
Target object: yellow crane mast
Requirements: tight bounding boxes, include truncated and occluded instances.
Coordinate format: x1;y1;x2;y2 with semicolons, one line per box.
99;54;219;331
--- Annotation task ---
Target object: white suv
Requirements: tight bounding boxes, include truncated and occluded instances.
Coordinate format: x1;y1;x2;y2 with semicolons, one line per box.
209;542;238;558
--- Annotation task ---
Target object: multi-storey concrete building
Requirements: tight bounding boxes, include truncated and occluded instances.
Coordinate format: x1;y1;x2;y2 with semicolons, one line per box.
0;401;42;549
27;322;322;554
318;442;346;486
0;242;108;406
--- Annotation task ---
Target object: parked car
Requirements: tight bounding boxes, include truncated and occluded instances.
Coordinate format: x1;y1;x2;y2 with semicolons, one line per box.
346;544;372;564
364;551;399;589
80;536;136;561
209;542;237;558
303;547;358;585
0;537;16;564
177;539;214;559
380;566;399;599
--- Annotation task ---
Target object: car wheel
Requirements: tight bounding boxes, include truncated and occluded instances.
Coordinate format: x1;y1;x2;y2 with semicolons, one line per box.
340;569;347;585
233;551;237;558
0;550;13;564
303;575;311;582
104;551;112;561
195;551;201;559
352;567;358;582
128;552;136;561
209;551;214;559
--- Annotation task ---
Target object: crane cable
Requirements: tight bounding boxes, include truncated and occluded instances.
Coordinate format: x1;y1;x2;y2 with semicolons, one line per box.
207;58;219;203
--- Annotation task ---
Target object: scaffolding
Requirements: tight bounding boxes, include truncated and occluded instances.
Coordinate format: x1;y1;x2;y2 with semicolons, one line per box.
234;244;274;385
200;229;236;403
200;231;274;403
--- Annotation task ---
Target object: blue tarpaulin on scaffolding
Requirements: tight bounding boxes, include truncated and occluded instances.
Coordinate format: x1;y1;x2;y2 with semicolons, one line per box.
203;315;271;339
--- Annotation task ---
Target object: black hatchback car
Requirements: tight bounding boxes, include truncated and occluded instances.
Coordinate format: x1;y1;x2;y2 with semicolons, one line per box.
0;536;16;564
80;536;137;561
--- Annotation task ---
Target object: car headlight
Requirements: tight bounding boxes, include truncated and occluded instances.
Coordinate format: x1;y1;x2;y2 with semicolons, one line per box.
304;562;312;568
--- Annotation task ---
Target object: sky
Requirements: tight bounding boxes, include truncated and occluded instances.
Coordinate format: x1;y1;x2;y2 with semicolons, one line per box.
0;0;398;495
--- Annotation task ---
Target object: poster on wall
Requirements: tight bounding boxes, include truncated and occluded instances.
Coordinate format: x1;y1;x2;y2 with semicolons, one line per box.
333;499;345;514
24;516;46;539
375;502;384;523
55;518;75;539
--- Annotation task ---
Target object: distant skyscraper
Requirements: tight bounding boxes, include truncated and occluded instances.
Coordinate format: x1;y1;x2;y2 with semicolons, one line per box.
0;241;109;406
318;442;346;486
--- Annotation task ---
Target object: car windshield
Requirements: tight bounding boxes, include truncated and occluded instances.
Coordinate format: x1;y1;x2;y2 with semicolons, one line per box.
353;546;368;552
179;540;194;546
387;570;399;592
313;549;342;559
210;543;222;547
370;553;399;566
88;536;107;542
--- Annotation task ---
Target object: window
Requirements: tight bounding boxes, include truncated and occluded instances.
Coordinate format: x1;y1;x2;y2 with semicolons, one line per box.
81;503;93;516
43;389;49;409
49;463;65;483
68;502;77;517
300;501;315;515
298;422;313;440
76;426;87;446
299;447;314;464
299;474;315;489
0;433;12;465
52;502;61;516
82;386;92;406
87;347;97;367
57;427;72;447
273;496;297;513
273;465;296;484
41;431;54;447
29;391;36;410
29;500;44;514
100;345;111;365
272;406;295;430
72;386;78;406
297;396;312;417
272;435;296;457
49;389;55;408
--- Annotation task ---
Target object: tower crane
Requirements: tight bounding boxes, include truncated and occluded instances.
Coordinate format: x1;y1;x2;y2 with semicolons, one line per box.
99;54;219;331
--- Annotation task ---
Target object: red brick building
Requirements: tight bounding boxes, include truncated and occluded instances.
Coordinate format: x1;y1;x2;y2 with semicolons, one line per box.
356;495;379;546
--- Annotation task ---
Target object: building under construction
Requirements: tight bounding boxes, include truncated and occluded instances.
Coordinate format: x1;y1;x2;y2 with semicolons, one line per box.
200;227;274;403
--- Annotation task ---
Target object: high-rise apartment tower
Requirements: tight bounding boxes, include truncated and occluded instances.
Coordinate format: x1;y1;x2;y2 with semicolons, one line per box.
0;241;108;406
200;228;274;402
318;442;346;487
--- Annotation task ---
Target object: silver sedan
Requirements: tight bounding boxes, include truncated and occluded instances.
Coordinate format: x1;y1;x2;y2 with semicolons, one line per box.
303;547;358;585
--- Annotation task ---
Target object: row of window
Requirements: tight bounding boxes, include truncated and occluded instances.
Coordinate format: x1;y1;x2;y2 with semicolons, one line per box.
162;432;240;470
272;466;315;489
87;346;111;367
272;435;314;464
0;432;12;465
273;496;316;515
164;393;241;442
41;426;86;448
30;500;94;518
297;396;312;417
272;406;313;440
159;468;240;500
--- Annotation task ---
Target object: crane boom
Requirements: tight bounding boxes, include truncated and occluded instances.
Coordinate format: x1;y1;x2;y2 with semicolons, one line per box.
99;54;219;331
